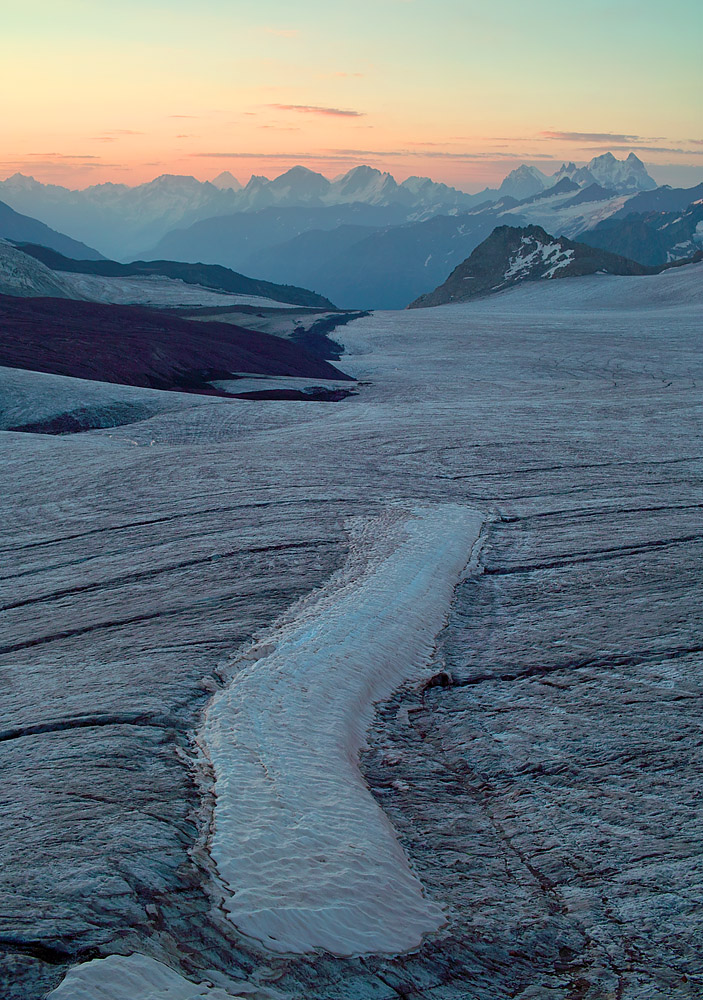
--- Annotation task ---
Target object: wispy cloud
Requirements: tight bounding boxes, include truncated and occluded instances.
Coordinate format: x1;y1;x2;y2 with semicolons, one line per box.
90;130;146;142
29;153;101;160
193;148;555;162
1;158;120;171
268;104;365;117
583;144;703;155
540;131;644;143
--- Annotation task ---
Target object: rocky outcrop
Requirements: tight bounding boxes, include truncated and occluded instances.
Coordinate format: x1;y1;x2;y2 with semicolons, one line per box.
409;225;654;307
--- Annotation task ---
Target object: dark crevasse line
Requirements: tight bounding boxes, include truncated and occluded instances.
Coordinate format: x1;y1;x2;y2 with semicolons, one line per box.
0;496;370;556
0;584;304;656
435;454;703;481
0;939;88;966
483;532;703;575
0;540;335;611
501;502;703;524
450;643;703;688
0;711;175;743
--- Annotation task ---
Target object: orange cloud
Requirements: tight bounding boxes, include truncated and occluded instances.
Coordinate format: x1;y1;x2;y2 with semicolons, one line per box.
269;105;365;118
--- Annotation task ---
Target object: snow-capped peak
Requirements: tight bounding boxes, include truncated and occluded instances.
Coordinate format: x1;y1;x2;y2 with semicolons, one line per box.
498;165;549;201
586;152;656;193
330;166;400;205
211;171;242;191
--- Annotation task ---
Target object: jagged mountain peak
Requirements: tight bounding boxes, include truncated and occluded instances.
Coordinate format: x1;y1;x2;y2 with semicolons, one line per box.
335;165;395;188
3;172;41;188
270;166;330;193
330;166;400;205
498;165;548;201
211;171;242;191
142;173;203;188
280;165;325;178
585;152;656;193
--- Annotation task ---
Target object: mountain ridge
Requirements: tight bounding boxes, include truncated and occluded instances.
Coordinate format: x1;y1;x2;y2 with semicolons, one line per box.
14;243;336;309
0;199;104;260
0;153;661;260
408;224;666;308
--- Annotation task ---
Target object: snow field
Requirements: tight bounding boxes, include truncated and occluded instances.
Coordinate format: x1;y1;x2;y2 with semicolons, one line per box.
201;503;485;956
59;271;296;308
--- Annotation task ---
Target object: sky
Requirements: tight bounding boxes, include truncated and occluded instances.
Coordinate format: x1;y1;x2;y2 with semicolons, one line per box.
2;0;702;191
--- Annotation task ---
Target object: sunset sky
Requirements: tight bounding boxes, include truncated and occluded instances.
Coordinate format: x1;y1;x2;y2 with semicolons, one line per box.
3;0;702;190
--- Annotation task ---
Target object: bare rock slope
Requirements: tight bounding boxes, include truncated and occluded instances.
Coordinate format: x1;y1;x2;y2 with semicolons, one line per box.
409;224;655;307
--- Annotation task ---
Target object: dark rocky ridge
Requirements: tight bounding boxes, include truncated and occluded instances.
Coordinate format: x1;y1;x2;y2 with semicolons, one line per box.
611;182;703;218
579;201;703;267
409;225;663;307
0;294;351;394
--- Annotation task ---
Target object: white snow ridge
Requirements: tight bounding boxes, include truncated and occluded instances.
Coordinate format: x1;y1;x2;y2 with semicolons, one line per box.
200;504;485;957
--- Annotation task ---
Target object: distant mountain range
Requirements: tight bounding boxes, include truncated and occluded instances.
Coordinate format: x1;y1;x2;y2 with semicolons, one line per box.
409;225;698;308
0;153;658;261
204;172;671;310
1;154;700;310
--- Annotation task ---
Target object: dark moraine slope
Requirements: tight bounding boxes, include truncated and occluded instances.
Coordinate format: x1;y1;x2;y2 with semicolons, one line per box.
578;201;703;267
0;201;104;261
14;243;335;309
0;294;351;393
611;182;703;218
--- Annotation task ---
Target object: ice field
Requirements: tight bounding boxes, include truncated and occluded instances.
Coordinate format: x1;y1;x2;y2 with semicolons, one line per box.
1;264;702;999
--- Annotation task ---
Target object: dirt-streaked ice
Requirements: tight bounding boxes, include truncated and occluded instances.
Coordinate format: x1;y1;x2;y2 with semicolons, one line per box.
201;503;484;956
60;271;297;308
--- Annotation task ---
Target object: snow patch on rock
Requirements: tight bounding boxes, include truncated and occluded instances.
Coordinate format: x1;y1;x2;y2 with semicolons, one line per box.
503;236;574;282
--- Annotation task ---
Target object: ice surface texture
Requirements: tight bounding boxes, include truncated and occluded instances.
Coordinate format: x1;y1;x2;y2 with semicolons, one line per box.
3;262;702;998
202;504;484;955
47;953;271;999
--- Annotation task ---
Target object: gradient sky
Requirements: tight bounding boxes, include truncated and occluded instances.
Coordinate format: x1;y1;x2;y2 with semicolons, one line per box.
3;0;702;190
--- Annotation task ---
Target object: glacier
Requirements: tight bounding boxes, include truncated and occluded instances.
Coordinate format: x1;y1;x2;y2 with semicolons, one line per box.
1;262;702;999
